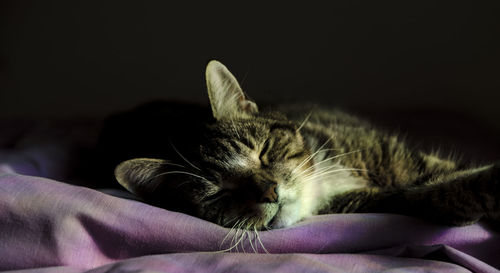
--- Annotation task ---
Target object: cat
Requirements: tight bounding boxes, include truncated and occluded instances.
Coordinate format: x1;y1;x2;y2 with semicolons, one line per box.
105;60;500;230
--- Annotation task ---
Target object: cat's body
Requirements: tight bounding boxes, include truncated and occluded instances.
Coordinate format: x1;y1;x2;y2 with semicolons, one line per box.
276;105;498;227
103;60;500;230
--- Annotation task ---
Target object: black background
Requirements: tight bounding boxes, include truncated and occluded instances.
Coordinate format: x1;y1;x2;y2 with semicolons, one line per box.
1;1;499;160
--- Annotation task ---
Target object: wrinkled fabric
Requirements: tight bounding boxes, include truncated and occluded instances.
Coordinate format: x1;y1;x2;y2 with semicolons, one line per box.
1;170;499;273
1;122;499;273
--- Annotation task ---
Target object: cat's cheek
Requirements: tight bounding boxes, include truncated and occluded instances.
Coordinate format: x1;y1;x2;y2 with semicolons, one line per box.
277;185;300;203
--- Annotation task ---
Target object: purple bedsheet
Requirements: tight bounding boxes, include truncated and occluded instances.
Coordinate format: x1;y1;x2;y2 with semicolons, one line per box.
1;122;499;273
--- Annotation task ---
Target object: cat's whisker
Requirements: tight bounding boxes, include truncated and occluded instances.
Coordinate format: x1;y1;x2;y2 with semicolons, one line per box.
153;171;209;182
293;151;317;174
293;151;316;174
236;219;250;253
293;137;334;174
254;226;269;254
227;221;242;253
292;147;367;181
295;163;341;180
244;221;256;253
216;220;242;253
169;141;201;171
300;168;369;183
229;221;241;252
299;156;340;175
296;111;312;132
291;148;339;179
219;220;241;251
228;218;248;253
247;230;257;254
239;221;251;253
224;215;241;228
221;232;246;253
299;173;370;188
245;228;256;253
300;136;334;167
317;162;350;173
293;150;363;178
158;162;186;168
297;153;358;178
301;169;352;183
240;230;248;254
304;167;368;179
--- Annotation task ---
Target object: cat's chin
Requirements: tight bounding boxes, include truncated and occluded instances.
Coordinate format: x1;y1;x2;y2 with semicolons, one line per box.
267;198;316;229
257;203;280;228
268;213;299;229
267;215;287;229
267;205;303;229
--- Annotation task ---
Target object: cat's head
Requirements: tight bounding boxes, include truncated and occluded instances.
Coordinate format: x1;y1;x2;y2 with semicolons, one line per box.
115;60;315;229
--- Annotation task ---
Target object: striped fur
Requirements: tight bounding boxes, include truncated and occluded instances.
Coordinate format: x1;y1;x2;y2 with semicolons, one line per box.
113;60;500;230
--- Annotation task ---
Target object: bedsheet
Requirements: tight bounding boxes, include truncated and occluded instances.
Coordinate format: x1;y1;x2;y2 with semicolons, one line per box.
0;121;499;273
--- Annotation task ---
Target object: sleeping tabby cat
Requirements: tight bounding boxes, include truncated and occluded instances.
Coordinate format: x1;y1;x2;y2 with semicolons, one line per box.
108;60;500;230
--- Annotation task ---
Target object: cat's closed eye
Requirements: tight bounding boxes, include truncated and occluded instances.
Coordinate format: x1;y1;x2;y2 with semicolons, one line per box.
286;151;305;160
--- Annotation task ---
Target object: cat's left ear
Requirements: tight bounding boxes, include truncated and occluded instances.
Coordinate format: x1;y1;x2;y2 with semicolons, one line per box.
206;60;258;120
114;158;167;197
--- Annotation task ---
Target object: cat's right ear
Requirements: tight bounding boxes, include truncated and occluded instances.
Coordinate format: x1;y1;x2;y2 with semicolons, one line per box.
114;158;166;196
205;60;258;120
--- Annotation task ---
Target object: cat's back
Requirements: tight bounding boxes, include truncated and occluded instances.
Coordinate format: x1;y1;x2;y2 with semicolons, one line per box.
268;104;376;141
269;104;369;128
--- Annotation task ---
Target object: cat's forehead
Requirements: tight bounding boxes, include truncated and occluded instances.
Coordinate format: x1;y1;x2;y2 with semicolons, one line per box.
210;117;297;138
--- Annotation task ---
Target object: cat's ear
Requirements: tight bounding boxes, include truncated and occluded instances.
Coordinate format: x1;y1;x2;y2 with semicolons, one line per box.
114;158;166;196
205;60;258;120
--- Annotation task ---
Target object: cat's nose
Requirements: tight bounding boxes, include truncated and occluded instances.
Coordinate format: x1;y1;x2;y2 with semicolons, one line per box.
260;183;278;203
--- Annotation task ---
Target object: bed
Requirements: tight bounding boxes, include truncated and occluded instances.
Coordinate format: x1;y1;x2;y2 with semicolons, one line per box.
1;119;499;273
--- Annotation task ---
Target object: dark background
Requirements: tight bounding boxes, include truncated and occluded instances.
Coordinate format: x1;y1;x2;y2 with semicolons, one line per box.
1;1;499;161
